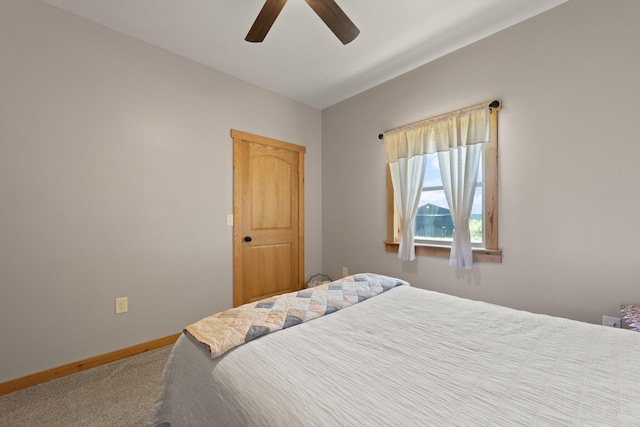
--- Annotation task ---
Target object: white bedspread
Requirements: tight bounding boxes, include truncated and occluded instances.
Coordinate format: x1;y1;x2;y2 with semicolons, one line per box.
151;286;640;426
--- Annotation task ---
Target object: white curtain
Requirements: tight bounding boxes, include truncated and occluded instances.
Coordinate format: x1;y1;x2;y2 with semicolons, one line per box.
385;128;428;261
438;144;482;269
385;103;491;267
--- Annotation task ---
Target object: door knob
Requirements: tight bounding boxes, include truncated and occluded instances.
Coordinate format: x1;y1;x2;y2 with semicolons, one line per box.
244;236;253;242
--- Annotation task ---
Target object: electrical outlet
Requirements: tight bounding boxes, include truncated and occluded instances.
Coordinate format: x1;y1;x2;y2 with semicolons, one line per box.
115;297;128;314
342;267;348;277
602;315;620;328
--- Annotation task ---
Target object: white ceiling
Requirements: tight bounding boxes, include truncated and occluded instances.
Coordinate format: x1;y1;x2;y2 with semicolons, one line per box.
41;0;568;109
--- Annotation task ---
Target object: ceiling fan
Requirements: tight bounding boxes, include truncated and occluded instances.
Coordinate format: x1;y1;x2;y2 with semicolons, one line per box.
245;0;360;45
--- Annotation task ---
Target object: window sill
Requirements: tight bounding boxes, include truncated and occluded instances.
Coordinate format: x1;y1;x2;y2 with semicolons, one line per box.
384;241;502;263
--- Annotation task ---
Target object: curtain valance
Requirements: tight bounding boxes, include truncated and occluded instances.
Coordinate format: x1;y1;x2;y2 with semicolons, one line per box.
384;102;491;163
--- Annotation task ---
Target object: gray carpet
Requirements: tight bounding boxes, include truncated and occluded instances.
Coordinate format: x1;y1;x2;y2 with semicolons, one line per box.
0;345;173;427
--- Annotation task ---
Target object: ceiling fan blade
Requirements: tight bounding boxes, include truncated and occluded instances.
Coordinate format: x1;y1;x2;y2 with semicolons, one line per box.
305;0;360;45
245;0;288;43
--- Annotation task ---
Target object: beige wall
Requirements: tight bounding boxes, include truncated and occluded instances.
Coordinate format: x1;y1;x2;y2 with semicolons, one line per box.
322;0;640;324
0;0;322;382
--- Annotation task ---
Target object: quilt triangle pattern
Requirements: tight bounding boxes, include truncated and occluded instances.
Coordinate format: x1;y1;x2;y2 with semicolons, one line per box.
184;273;408;358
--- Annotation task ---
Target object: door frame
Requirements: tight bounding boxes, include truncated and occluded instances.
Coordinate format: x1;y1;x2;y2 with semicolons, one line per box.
231;129;305;307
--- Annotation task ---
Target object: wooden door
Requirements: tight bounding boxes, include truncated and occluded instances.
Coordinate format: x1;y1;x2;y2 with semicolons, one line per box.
232;130;305;306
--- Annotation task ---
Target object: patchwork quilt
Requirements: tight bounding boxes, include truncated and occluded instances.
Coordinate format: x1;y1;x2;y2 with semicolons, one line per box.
184;273;408;359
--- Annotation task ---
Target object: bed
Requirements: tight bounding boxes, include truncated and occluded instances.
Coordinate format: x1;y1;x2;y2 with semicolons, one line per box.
150;273;640;426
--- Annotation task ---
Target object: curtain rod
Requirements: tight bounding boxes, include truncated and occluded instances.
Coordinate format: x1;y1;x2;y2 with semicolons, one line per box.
378;99;501;140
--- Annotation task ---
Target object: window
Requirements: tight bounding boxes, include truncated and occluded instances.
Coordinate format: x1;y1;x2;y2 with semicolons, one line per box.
384;103;501;263
415;152;483;245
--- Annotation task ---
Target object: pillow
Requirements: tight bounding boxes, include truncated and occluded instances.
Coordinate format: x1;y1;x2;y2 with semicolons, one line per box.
620;304;640;331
